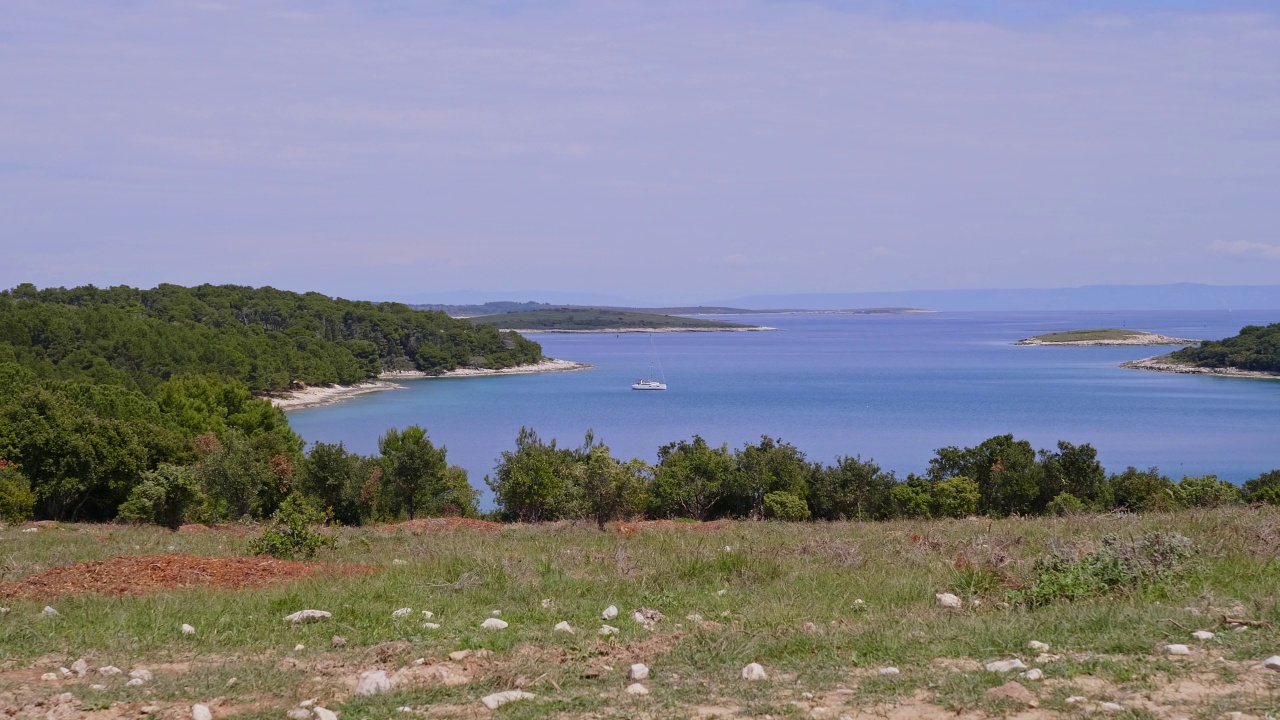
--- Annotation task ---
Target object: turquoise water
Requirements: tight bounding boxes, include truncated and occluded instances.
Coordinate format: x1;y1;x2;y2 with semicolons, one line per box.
287;311;1280;506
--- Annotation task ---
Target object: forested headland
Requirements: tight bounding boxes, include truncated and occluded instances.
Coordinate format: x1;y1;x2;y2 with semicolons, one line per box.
0;283;541;522
1166;322;1280;372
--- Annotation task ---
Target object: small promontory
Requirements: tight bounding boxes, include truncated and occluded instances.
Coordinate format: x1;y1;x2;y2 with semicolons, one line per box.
1016;329;1200;347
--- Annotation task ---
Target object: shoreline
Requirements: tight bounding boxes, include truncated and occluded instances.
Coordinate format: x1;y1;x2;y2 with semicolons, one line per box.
500;326;775;334
270;358;592;411
1120;355;1280;380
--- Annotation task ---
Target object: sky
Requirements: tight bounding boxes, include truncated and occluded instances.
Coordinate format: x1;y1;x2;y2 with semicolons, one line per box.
2;1;1279;304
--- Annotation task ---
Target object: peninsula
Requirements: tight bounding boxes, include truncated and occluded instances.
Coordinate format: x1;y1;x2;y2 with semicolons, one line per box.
1016;329;1200;346
1122;322;1280;380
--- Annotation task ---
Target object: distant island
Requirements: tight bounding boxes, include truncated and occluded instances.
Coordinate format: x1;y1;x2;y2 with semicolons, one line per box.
412;300;927;318
468;308;771;333
1122;322;1280;380
1016;329;1201;346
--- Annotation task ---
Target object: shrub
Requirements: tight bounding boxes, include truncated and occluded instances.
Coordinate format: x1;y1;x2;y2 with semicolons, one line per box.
1047;492;1086;516
1012;532;1192;607
1110;466;1180;512
889;477;933;519
116;464;201;529
249;494;336;559
1243;469;1280;505
932;476;980;518
762;490;810;521
0;459;35;524
1175;474;1243;508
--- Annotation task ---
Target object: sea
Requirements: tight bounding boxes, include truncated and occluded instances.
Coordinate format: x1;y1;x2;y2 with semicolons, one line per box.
286;310;1280;507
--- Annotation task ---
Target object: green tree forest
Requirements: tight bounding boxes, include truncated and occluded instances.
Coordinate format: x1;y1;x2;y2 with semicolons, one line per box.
0;283;538;521
1169;322;1280;372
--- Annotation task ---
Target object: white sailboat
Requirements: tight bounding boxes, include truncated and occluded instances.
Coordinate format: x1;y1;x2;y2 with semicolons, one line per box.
631;336;668;390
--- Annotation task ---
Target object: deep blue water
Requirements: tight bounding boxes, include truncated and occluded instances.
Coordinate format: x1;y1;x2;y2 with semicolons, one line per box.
287;311;1280;507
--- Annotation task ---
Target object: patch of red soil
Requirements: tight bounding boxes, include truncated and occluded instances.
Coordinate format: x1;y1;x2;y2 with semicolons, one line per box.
379;517;503;533
0;554;371;599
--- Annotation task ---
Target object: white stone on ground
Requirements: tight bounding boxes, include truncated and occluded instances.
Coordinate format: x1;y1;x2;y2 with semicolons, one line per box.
1192;630;1215;641
422;623;440;630
71;659;88;677
58;667;71;678
127;678;144;687
1262;656;1280;672
602;605;618;620
1020;669;1044;681
491;610;501;616
554;621;574;633
599;624;619;636
628;663;649;680
686;614;703;623
984;659;1027;673
313;708;337;720
294;644;305;651
1065;696;1086;704
448;650;471;661
1028;641;1050;652
935;593;962;609
878;667;899;675
331;636;347;647
392;608;412;619
1165;644;1191;655
284;609;331;624
480;690;535;710
541;598;554;608
1099;701;1124;712
41;606;59;617
392;559;407;565
191;704;213;720
99;666;122;676
299;700;314;708
22;528;37;533
90;684;106;691
356;669;391;696
0;607;8;614
741;663;768;681
40;672;58;681
421;610;433;619
129;668;153;682
181;623;196;635
481;618;508;630
287;709;312;720
625;683;649;695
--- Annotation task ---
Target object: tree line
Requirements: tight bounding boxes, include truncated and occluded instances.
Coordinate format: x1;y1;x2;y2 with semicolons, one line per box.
1170;322;1280;373
5;422;1277;528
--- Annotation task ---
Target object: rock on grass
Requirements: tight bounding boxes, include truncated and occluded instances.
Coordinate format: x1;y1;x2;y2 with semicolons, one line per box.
984;659;1027;673
625;683;649;695
284;610;331;624
191;704;212;720
480;690;535;710
935;593;961;609
481;618;508;630
741;663;767;681
356;670;390;696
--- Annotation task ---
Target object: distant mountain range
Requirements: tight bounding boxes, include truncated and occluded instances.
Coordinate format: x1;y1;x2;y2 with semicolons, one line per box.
720;284;1280;311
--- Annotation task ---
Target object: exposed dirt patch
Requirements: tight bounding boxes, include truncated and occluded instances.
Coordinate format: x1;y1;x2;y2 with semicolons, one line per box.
379;517;503;533
0;554;372;599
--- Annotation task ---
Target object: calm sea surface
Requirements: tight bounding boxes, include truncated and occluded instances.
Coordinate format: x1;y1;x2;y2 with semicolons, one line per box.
287;311;1280;507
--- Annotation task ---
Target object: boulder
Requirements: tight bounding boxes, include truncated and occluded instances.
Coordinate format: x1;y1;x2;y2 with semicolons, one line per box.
331;636;347;648
1165;644;1191;655
1019;669;1043;681
355;670;391;696
628;663;649;680
935;593;961;609
1192;630;1214;641
741;663;767;681
984;659;1027;673
599;625;619;636
129;669;153;682
98;666;122;676
625;683;649;695
391;608;412;619
878;667;899;675
422;623;440;630
181;624;196;635
191;704;213;720
602;605;618;620
1262;656;1280;672
287;709;312;720
421;611;434;619
71;659;88;677
313;708;337;720
985;681;1038;708
40;672;58;681
480;690;535;710
481;618;508;630
126;678;144;687
1099;701;1124;712
41;606;60;618
554;621;574;633
1027;641;1050;652
284;610;331;624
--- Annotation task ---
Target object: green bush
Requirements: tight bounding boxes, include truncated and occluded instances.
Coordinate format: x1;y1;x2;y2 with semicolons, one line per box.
1175;474;1243;509
762;491;810;521
115;464;201;529
0;460;35;524
249;494;336;559
1012;532;1192;608
1243;469;1280;505
1110;466;1180;512
1047;492;1086;516
931;476;980;518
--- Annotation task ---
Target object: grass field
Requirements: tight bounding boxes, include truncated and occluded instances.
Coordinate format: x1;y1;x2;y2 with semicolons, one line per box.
1;510;1278;719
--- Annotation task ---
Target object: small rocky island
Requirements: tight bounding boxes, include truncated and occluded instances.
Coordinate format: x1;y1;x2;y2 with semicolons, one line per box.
1016;329;1200;347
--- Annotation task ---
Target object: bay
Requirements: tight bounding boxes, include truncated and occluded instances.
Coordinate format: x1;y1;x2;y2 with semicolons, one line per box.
286;310;1280;507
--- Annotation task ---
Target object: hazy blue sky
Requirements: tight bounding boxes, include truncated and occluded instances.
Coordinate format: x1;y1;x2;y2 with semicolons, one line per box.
3;1;1279;303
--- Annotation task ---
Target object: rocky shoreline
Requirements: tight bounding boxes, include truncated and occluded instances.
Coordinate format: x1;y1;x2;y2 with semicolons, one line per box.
270;358;592;410
1120;355;1280;380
